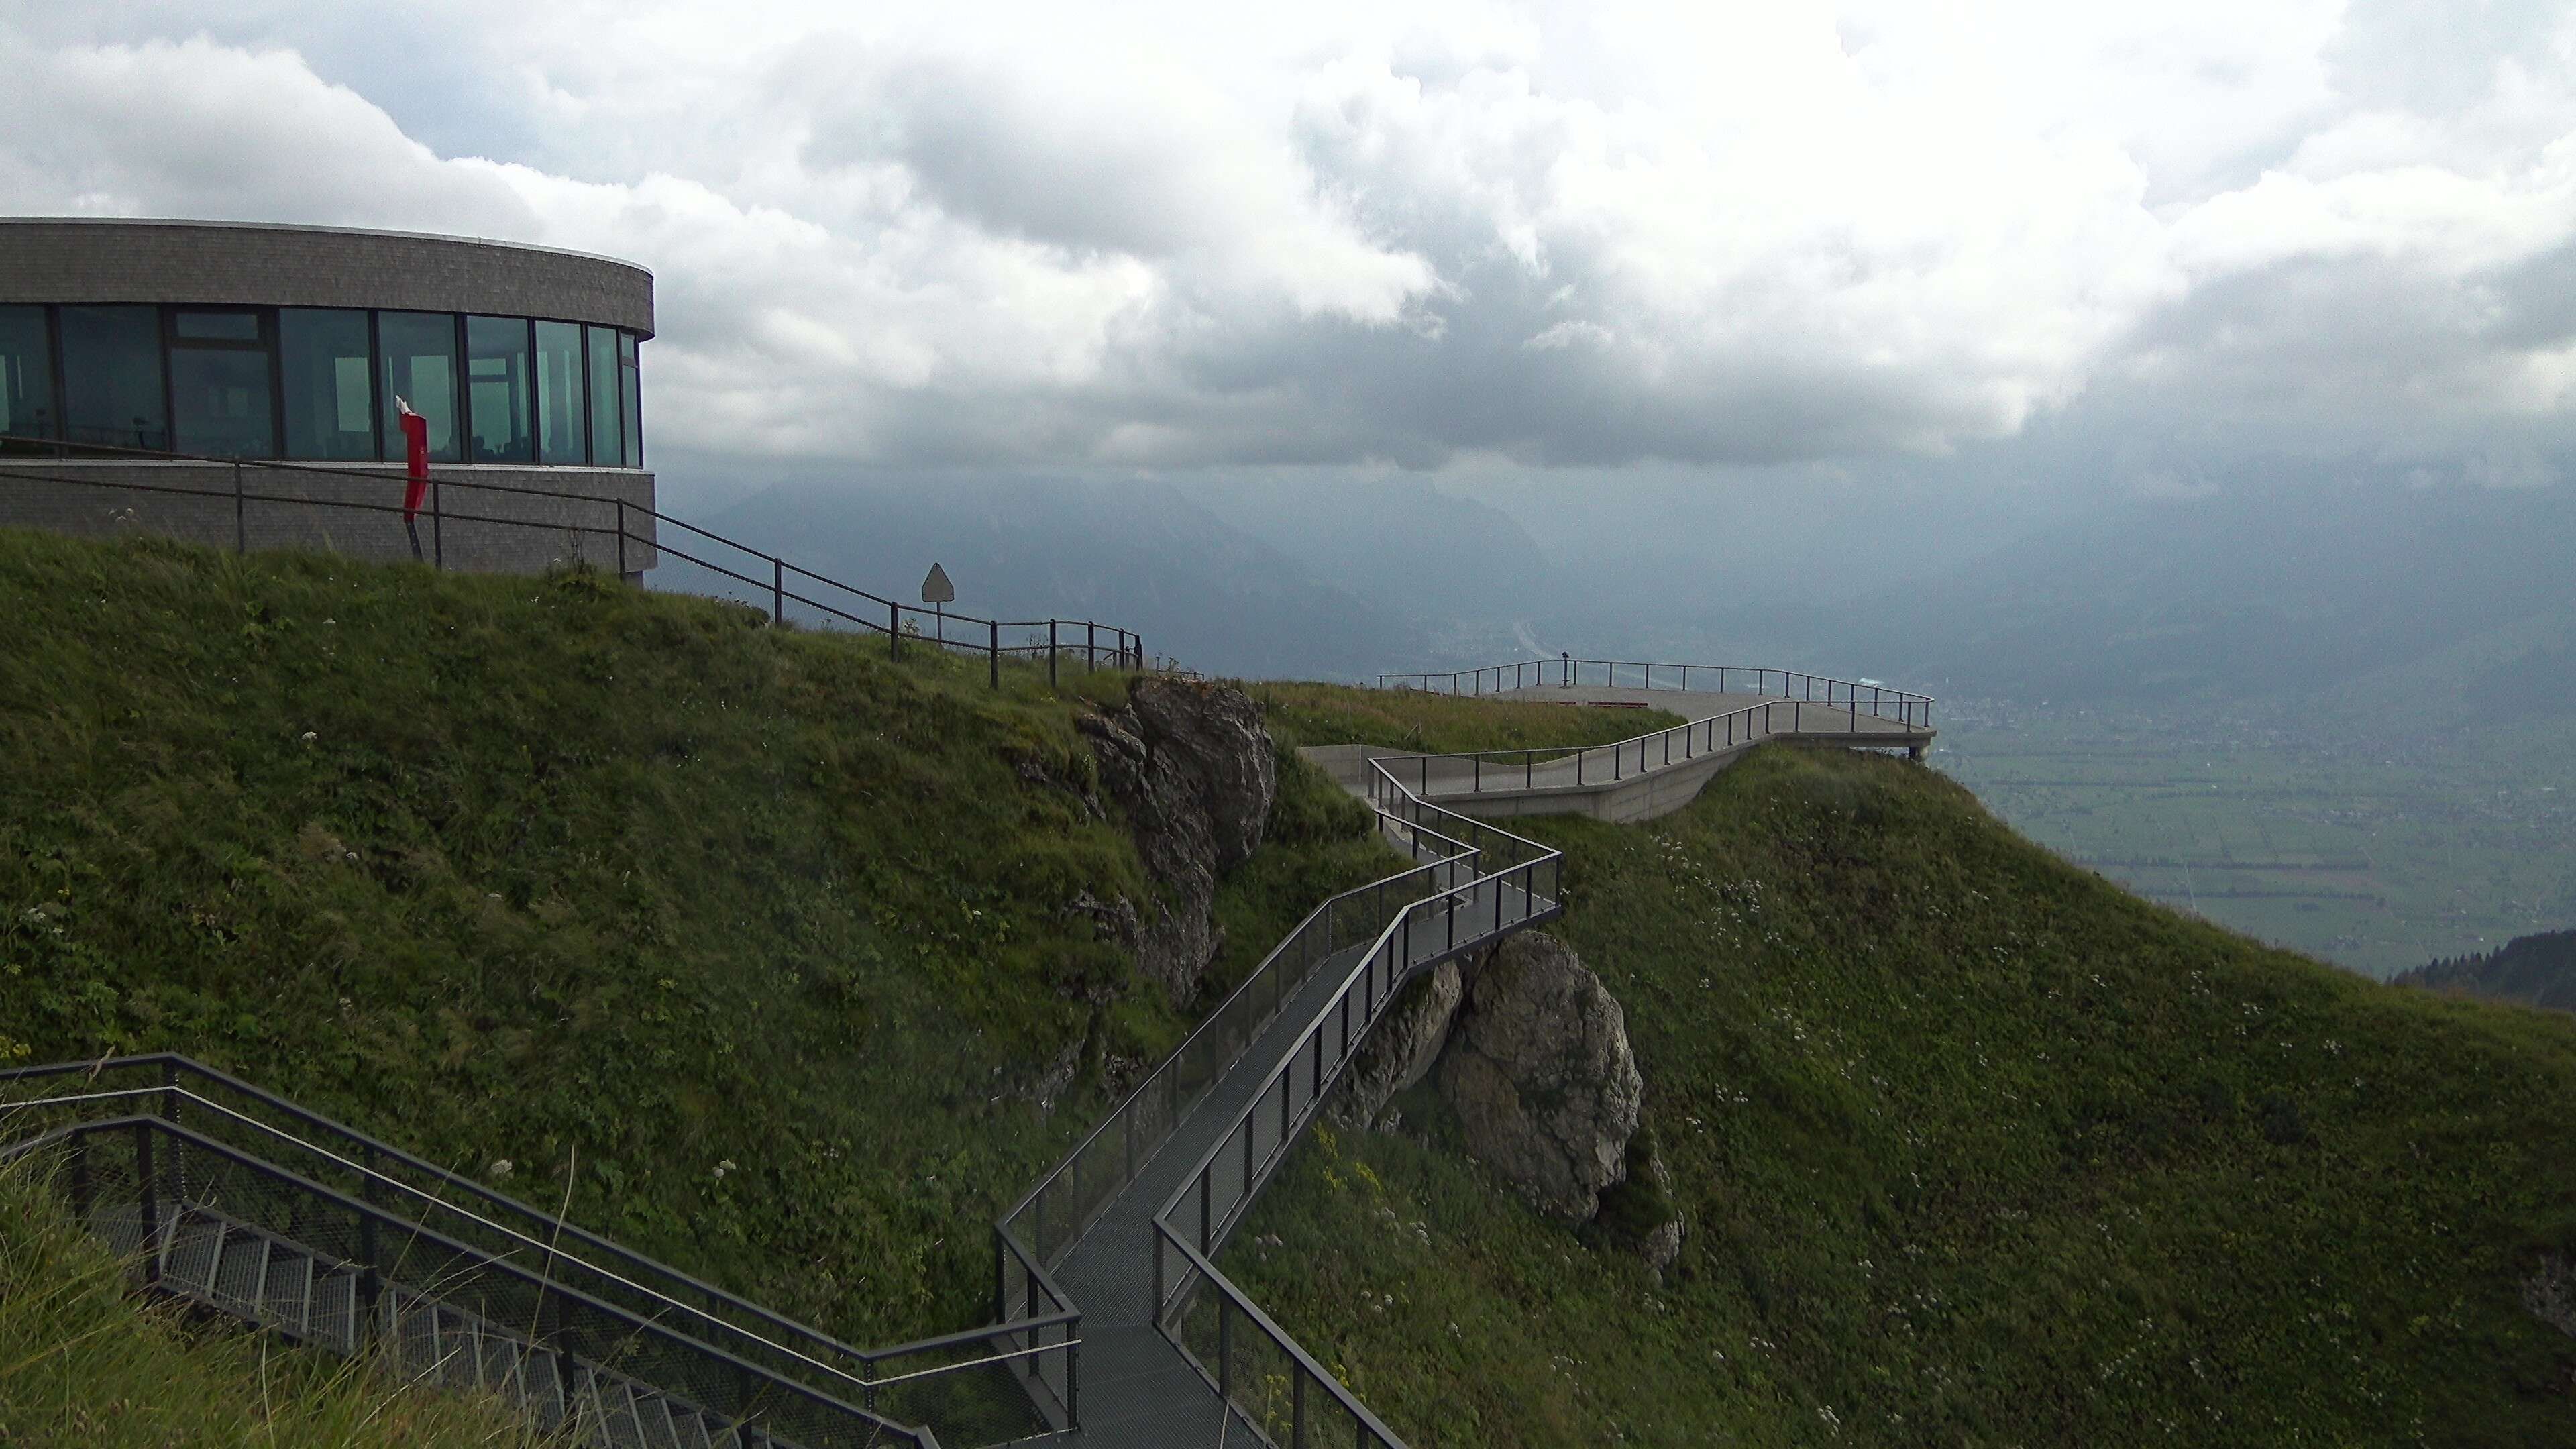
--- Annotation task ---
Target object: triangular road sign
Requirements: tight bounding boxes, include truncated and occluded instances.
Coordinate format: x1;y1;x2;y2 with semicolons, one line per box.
921;562;955;605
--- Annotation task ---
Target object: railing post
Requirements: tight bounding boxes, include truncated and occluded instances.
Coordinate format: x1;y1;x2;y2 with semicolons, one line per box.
890;600;900;659
1087;621;1097;669
1218;1295;1233;1401
134;1122;160;1286
990;619;1000;689
1049;620;1059;688
431;478;443;568
233;460;245;553
771;557;784;624
1295;1364;1309;1449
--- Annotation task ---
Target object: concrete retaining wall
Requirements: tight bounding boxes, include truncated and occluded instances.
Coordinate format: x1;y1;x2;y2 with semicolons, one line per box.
0;460;657;578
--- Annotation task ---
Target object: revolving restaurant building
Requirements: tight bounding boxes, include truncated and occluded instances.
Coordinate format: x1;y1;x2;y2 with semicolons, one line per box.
0;218;657;578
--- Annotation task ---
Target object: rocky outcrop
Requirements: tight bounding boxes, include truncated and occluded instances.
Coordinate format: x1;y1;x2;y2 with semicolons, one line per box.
1436;931;1643;1220
1330;958;1464;1130
1077;679;1277;1004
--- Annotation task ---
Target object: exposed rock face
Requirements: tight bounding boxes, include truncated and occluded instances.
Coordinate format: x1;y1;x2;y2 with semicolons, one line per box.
1437;931;1643;1220
1329;958;1464;1129
1078;679;1277;1004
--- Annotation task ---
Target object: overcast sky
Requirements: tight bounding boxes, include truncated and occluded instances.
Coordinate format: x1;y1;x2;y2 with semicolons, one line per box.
4;1;2572;514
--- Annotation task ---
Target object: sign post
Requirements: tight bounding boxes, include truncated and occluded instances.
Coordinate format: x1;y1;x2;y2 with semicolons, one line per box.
921;562;955;645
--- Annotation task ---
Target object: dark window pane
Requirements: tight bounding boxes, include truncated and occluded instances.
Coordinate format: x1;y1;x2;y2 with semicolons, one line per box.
466;315;533;464
535;320;586;464
619;331;641;468
174;311;262;342
378;311;459;464
280;308;376;462
587;325;621;466
171;346;276;458
58;305;166;450
0;305;55;449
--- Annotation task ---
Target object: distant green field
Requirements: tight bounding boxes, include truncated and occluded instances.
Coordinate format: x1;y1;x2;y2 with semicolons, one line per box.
1931;699;2576;979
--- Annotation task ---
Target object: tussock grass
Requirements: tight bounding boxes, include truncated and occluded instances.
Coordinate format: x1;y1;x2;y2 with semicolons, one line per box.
1229;721;2576;1447
0;1153;548;1448
0;527;1382;1355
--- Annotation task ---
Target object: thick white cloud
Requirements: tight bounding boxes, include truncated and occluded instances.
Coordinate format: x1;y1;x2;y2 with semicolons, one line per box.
1;1;2571;474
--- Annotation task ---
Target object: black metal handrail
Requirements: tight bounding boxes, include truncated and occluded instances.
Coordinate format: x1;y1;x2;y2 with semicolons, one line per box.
0;1058;1072;1441
996;815;1484;1266
1;1112;941;1448
0;434;1144;682
1140;757;1566;1448
1379;655;1935;709
1370;686;1935;800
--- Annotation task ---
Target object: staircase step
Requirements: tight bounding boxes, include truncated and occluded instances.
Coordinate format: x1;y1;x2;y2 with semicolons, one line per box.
87;1202;150;1261
435;1307;482;1392
667;1405;714;1449
160;1215;225;1297
261;1246;315;1338
209;1226;269;1320
389;1289;442;1379
569;1367;616;1447
635;1389;685;1449
311;1269;361;1355
478;1330;523;1403
600;1378;651;1448
519;1346;569;1430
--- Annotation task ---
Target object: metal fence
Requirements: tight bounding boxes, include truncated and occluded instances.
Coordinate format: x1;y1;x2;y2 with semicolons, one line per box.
1373;691;1937;802
0;434;1142;686
997;812;1487;1273
0;1057;1075;1445
1378;655;1934;716
1142;759;1568;1448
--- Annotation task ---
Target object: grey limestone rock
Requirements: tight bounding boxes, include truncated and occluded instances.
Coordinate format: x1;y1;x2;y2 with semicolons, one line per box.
1329;957;1464;1129
1437;930;1644;1220
1077;679;1277;1004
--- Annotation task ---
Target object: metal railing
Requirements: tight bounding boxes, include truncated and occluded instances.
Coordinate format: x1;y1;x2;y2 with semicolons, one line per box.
994;809;1485;1275
5;1114;946;1447
1144;761;1566;1448
0;1057;1069;1444
1378;655;1934;714
1376;692;1935;800
0;435;1143;684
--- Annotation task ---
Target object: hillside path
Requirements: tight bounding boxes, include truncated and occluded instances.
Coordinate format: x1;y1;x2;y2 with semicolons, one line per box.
1034;871;1537;1446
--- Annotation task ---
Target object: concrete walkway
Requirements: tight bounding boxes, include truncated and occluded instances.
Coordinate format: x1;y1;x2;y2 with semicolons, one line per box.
1301;687;1934;824
1028;870;1542;1447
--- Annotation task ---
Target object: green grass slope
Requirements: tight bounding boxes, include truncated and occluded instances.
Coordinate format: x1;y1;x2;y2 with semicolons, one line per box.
1229;737;2576;1447
0;1155;543;1448
0;527;1387;1351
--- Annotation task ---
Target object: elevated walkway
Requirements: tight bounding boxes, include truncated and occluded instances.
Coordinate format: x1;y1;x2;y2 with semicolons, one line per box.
1303;669;1935;826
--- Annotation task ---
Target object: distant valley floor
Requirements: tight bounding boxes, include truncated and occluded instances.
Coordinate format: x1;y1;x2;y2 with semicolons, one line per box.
1933;698;2576;979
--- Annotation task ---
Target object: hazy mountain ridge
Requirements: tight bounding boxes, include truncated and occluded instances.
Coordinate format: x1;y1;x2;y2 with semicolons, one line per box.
663;474;1427;679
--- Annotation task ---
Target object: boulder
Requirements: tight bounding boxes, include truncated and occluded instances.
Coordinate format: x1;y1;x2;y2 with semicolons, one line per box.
1329;958;1464;1129
1437;931;1643;1220
1078;680;1277;1003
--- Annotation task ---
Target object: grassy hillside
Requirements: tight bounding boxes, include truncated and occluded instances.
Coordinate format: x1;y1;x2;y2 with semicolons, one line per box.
0;527;1390;1351
1228;736;2576;1447
0;1155;545;1448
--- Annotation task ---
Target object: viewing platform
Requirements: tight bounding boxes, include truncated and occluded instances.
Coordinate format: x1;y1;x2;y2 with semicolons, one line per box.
1304;660;1935;825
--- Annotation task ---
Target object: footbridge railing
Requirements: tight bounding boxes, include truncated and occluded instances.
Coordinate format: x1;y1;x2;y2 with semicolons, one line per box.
1146;761;1566;1447
0;435;1143;684
0;1056;1081;1445
1379;655;1933;722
